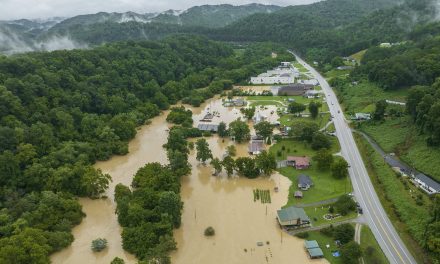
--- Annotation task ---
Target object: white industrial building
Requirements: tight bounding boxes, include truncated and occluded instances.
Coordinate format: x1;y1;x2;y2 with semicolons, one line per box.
250;62;299;85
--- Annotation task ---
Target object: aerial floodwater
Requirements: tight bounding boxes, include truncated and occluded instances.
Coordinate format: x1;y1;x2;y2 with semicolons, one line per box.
51;93;327;264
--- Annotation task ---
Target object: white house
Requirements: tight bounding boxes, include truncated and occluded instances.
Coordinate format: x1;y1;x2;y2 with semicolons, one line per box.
250;63;298;85
299;79;319;86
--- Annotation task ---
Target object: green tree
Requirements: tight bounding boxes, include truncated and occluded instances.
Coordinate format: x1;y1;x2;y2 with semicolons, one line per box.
292;121;319;142
334;224;355;244
195;138;212;164
254;121;274;142
331;158;349;179
313;149;334;170
217;122;228;137
226;145;236;157
222;156;235;177
228;119;250;143
111;257;125;264
373;100;387;121
157;191;183;227
340;241;362;264
288;102;306;115
91;238;108;252
210;158;223;176
240;107;256;120
308;101;322;119
334;195;356;215
255;151;277;175
80;167;112;198
311;132;332;150
235;157;260;178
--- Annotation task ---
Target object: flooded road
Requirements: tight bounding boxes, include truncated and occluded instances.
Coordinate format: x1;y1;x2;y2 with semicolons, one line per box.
51;94;327;264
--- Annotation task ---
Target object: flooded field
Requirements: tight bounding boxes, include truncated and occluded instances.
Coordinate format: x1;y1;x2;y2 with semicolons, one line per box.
51;95;327;264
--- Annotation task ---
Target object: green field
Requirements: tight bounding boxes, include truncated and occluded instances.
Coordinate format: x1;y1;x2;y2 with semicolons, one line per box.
360;225;389;264
293;61;309;73
304;205;357;226
355;134;432;264
324;69;350;80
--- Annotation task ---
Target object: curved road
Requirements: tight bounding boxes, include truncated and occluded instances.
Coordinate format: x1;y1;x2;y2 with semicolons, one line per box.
290;52;416;264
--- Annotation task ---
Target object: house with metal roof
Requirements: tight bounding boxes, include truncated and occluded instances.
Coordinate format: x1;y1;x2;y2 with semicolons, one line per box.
297;174;313;190
275;84;314;96
287;156;310;169
276;206;310;229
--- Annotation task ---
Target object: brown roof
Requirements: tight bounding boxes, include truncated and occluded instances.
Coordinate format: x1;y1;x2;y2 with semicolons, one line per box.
287;156;310;166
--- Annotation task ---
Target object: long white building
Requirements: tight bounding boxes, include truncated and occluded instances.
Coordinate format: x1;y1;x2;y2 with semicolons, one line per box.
250;62;299;85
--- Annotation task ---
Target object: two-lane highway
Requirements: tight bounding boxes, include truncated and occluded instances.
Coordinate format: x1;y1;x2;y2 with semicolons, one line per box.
291;51;417;264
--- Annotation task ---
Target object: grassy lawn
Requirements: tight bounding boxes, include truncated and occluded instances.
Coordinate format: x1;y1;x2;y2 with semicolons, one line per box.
247;95;311;105
354;134;433;264
350;49;367;63
270;138;340;159
304;205;357;227
360;225;389;264
249;100;284;107
297;230;345;264
279;113;331;130
324;69;350;80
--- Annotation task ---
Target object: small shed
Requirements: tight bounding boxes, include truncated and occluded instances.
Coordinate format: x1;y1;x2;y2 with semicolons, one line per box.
305;240;324;259
294;191;303;198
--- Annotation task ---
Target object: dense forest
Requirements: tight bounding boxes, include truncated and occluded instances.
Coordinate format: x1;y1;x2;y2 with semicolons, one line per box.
0;35;291;263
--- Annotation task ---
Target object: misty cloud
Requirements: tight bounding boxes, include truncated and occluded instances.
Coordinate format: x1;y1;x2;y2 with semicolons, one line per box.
0;0;319;20
0;28;88;55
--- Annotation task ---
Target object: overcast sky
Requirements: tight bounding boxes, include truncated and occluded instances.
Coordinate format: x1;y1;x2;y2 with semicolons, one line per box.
0;0;319;20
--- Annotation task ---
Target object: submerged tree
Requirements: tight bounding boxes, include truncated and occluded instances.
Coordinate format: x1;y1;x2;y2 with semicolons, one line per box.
91;238;108;252
196;138;212;164
210;158;223;176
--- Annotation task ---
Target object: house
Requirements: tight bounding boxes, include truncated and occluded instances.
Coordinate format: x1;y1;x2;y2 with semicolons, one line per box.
304;90;320;98
305;240;324;259
287;156;310;169
248;140;265;155
197;123;219;133
297;174;313;190
411;173;440;195
380;42;392;48
336;65;353;70
250;63;299;85
280;62;291;67
354;113;371;121
276;84;314;96
294;191;303;198
277;206;310;229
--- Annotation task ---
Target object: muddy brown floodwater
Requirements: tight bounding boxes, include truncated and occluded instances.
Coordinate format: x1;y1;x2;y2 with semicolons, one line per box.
51;95;328;264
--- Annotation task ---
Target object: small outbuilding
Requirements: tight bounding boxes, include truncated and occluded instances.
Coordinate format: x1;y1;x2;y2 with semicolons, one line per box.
294;191;303;198
304;240;324;259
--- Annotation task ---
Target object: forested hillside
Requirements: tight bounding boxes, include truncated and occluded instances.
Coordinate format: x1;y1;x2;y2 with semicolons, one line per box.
0;35;290;263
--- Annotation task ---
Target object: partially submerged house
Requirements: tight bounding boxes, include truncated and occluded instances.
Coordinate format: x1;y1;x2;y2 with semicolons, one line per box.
287;156;310;169
200;113;214;122
197;123;219;133
277;206;310;229
253;112;267;124
275;84;314;96
297;174;313;190
248;140;265;155
304;240;324;259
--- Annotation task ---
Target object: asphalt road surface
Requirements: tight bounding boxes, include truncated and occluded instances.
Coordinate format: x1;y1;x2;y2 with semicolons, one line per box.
290;51;417;264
